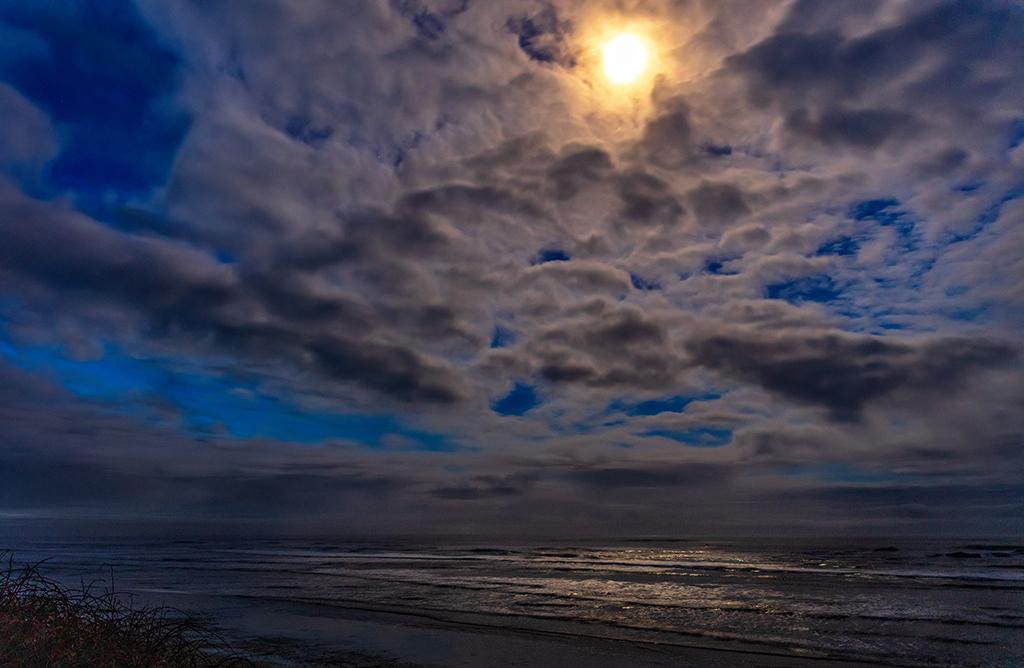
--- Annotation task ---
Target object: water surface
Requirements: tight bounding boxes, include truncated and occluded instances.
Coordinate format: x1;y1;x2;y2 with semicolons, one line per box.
3;535;1021;667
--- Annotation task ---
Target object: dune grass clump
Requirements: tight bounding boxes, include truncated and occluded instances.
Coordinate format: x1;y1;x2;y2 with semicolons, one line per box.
0;554;250;667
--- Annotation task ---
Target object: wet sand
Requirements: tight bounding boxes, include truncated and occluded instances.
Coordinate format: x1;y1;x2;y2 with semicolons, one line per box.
210;593;897;667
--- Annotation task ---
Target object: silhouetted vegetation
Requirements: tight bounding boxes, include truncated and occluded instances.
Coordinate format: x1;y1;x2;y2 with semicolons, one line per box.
0;554;251;667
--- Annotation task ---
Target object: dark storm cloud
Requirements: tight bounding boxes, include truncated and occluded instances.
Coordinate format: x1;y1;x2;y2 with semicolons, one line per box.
548;145;614;200
0;452;405;519
520;261;632;293
686;181;750;227
0;187;467;404
639;95;694;168
616;170;684;225
0;83;57;185
776;482;1024;523
730;1;1023;105
399;183;546;220
784;107;920;149
528;303;686;389
188;472;401;516
687;329;1018;420
306;335;463;404
724;0;1024;151
269;208;456;297
0;356;424;521
431;473;536;500
0;184;237;318
568;463;731;489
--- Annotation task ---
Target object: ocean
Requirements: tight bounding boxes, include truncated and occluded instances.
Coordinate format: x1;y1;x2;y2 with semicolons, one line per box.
3;534;1022;667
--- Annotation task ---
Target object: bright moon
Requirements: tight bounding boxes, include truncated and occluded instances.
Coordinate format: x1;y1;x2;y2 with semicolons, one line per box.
603;33;649;85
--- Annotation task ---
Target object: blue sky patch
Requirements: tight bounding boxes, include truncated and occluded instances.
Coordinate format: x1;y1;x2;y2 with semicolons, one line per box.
393;0;469;41
0;1;189;200
705;258;738;275
0;339;455;449
815;235;859;257
1009;118;1024;150
492;382;540;416
850;198;917;248
955;180;984;194
766;274;843;304
609;393;720;417
532;248;571;264
850;198;900;221
947;304;988;323
506;7;571;65
413;11;445;39
490;326;515;349
947;185;1024;244
630;273;661;291
284;116;334;147
641;427;733;447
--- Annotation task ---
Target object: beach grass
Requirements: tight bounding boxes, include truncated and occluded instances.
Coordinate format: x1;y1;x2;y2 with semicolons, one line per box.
0;554;251;667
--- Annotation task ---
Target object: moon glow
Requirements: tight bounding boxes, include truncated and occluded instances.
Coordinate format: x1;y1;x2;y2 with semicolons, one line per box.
602;33;649;85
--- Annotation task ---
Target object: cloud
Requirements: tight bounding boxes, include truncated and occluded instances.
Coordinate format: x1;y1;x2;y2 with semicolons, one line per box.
0;185;467;405
0;83;57;180
784;106;920;149
687;327;1018;420
0;0;1022;534
567;463;732;489
686;180;750;227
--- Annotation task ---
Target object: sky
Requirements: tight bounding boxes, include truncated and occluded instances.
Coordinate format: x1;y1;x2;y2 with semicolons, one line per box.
0;0;1022;537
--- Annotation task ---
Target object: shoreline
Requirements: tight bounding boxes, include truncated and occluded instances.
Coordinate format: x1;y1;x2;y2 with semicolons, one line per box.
4;537;1018;668
206;592;901;668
